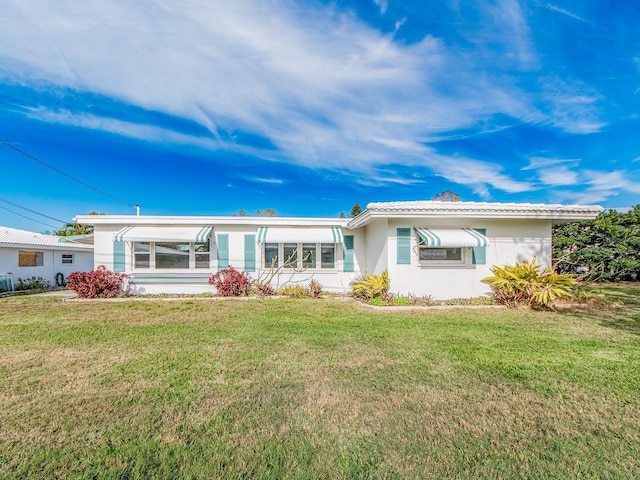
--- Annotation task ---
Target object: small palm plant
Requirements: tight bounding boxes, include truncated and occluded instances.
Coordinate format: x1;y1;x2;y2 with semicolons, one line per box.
351;269;390;301
482;258;575;309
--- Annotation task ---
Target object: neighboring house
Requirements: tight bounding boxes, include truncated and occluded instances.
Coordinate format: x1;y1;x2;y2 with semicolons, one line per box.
76;201;602;298
0;226;94;291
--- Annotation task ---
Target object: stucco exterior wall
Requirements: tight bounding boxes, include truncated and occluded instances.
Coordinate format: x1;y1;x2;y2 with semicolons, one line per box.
364;218;388;275
91;222;361;295
0;246;93;288
385;218;552;299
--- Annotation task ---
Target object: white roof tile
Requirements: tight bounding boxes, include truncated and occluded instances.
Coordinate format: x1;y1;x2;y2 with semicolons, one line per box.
0;227;93;250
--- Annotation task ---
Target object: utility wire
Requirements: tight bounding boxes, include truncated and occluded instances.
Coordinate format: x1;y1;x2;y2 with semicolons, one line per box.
0;196;68;224
0;204;59;229
0;138;136;207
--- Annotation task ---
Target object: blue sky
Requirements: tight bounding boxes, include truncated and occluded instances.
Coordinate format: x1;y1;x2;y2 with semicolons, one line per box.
1;0;639;231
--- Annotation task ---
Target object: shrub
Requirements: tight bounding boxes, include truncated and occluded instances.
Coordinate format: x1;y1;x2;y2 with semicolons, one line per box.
67;266;129;298
392;296;413;306
252;282;275;298
15;276;51;291
209;266;252;296
482;258;576;309
309;279;323;298
351;270;390;300
279;284;310;298
367;296;387;307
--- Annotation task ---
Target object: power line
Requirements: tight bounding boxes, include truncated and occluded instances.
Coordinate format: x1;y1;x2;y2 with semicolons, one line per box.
0;204;59;229
0;138;136;207
0;196;68;224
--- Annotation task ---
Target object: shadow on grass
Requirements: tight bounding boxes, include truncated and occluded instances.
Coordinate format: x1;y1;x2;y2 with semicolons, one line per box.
573;284;640;336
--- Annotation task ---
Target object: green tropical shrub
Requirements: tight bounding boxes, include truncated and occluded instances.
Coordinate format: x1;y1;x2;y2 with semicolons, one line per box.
279;284;310;298
351;270;390;300
482;258;576;309
15;276;51;291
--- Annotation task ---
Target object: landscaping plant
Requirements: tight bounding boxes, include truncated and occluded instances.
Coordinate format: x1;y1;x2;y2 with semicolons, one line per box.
67;266;129;298
15;276;51;291
208;266;252;296
351;269;390;301
309;279;323;298
482;258;575;309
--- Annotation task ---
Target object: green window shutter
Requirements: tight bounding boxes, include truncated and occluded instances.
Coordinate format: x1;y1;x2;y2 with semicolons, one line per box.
113;241;125;272
397;228;411;265
217;234;229;271
472;228;487;265
244;234;256;272
343;235;354;272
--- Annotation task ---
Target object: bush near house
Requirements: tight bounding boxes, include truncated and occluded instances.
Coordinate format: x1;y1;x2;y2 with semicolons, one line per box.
67;267;129;298
351;270;390;302
15;276;51;291
482;258;575;309
209;266;252;296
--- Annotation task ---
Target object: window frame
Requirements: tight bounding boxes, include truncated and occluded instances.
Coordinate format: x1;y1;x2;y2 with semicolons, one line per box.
417;241;468;268
131;240;211;271
18;250;44;267
61;253;74;265
261;242;338;270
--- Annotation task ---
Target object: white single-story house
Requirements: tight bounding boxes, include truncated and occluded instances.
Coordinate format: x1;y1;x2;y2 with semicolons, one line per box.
76;201;602;299
76;201;603;299
0;226;94;291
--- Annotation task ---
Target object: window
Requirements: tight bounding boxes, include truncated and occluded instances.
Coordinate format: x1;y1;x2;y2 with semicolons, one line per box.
302;244;316;268
61;254;74;265
134;242;150;269
155;242;190;269
262;243;337;269
419;248;462;261
283;244;298;266
195;241;210;269
19;251;43;267
321;245;335;268
264;243;279;268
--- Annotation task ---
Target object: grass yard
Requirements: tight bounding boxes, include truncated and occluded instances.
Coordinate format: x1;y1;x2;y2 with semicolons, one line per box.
1;287;639;479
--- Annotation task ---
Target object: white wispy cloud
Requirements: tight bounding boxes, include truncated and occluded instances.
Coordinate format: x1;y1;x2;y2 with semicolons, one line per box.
0;0;603;197
540;3;593;25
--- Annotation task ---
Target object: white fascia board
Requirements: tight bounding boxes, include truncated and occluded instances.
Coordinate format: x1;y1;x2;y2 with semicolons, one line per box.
75;215;350;227
347;206;603;228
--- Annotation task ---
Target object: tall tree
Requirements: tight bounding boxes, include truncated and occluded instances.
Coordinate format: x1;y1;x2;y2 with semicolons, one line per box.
553;205;640;281
53;212;104;236
350;203;363;217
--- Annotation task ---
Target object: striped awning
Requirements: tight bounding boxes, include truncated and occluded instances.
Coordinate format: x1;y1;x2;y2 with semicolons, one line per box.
257;226;344;244
113;226;213;243
415;227;489;248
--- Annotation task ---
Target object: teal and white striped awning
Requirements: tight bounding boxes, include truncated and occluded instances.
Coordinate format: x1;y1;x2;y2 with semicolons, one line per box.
257;226;344;244
415;227;489;248
114;226;213;243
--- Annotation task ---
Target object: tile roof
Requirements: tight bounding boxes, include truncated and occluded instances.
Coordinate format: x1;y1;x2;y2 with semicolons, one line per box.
0;227;93;250
364;200;604;215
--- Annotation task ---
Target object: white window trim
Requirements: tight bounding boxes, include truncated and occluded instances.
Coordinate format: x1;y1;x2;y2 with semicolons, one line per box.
417;246;471;268
261;242;340;271
132;241;211;271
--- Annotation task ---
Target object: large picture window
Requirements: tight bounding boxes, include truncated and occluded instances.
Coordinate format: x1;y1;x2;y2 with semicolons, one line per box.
132;240;210;270
155;242;190;269
19;251;44;267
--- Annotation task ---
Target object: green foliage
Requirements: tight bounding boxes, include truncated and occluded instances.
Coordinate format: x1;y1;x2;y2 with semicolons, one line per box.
482;258;576;309
351;270;390;300
53;222;93;236
432;190;461;202
553;205;640;282
392;296;413;306
15;276;51;291
367;296;387;306
279;284;310;298
350;203;363;217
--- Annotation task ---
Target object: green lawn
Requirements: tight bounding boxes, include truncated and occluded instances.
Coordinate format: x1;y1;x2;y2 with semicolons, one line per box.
1;288;639;479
